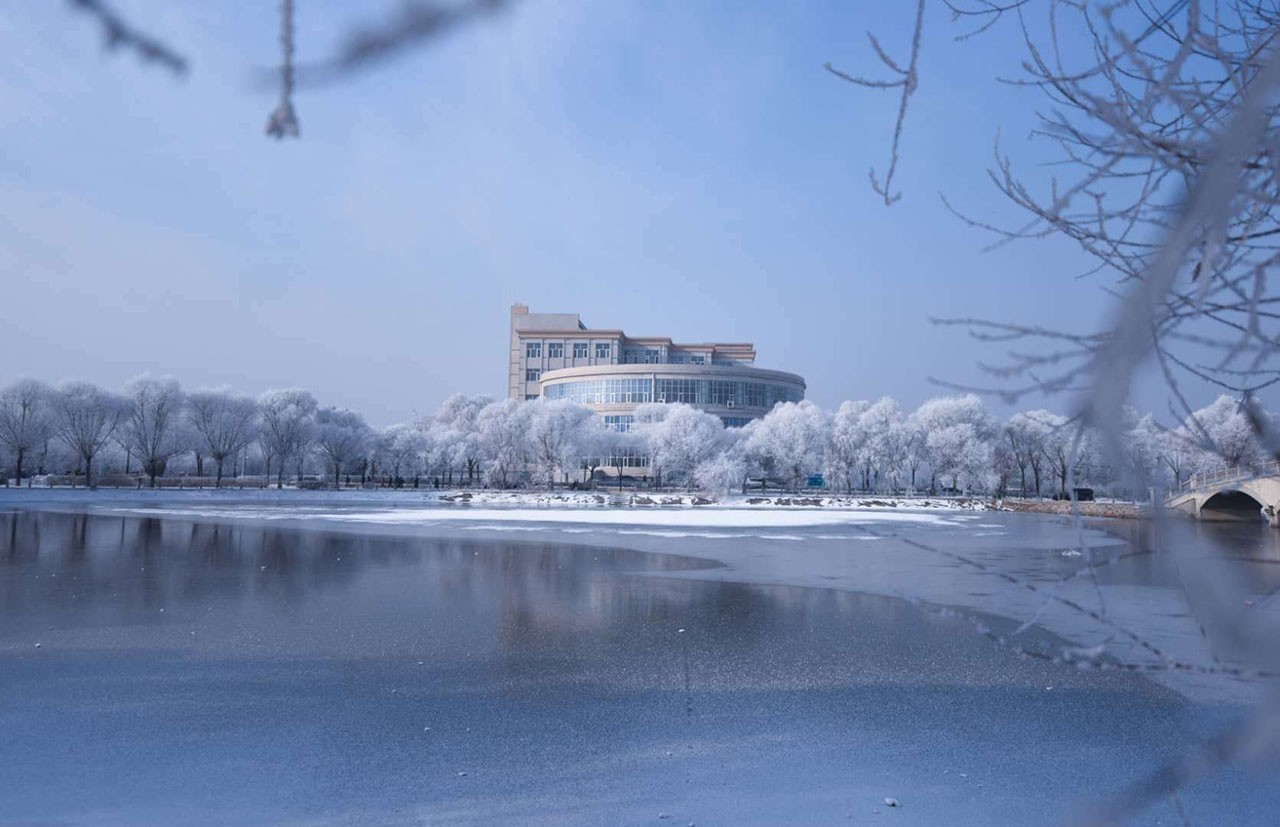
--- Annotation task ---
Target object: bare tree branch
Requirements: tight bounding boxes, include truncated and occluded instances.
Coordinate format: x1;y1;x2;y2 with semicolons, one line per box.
825;0;926;205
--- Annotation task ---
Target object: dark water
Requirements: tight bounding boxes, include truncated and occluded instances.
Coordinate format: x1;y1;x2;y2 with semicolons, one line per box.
0;511;1275;826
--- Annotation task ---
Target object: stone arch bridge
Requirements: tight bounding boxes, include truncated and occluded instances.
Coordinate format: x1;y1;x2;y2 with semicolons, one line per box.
1166;460;1280;524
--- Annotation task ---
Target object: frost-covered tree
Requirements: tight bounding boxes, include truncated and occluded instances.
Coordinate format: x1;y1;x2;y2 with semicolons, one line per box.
913;394;996;492
428;393;492;485
826;399;871;493
1188;395;1262;470
376;423;429;487
1157;426;1197;489
258;388;317;488
51;381;127;488
1006;412;1052;497
1002;421;1030;497
991;436;1016;497
632;402;726;489
313;407;371;488
1119;411;1166;497
123;375;185;487
902;414;929;492
526;399;595;488
595;423;641;490
694;452;747;497
693;421;754;497
1024;411;1081;496
187;389;259;487
926;423;991;493
475;398;530;488
913;395;996;438
0;379;53;485
746;401;829;492
863;396;906;490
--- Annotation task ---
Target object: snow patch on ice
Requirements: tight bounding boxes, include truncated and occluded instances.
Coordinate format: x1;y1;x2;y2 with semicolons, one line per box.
317;507;957;529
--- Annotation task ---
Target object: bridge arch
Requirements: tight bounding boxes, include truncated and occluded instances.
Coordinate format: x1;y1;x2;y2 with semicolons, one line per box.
1198;489;1266;522
1165;462;1280;525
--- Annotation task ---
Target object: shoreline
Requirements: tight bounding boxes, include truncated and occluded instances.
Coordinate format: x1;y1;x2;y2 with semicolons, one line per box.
1001;498;1149;520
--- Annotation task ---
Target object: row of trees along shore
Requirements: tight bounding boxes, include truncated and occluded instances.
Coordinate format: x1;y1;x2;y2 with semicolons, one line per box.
0;376;1270;497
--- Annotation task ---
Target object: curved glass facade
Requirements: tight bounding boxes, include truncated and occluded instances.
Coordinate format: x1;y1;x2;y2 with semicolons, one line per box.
543;376;802;408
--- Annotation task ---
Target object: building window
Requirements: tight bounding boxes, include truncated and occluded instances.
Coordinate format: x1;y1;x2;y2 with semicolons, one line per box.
655;378;698;404
525;394;540;401
548;342;564;358
721;416;751;428
707;380;736;407
573;342;588;359
541;378;652;405
525;343;542;358
526;369;542;382
623;347;663;365
595;343;611;359
742;382;766;408
603;415;633;432
600;447;649;468
766;384;803;406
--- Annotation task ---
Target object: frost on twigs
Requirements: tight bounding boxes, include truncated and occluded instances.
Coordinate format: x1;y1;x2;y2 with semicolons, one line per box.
824;0;925;205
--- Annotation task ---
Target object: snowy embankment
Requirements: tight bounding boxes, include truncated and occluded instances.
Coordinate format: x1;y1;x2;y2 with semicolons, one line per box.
0;486;997;530
433;490;1002;511
1003;498;1148;519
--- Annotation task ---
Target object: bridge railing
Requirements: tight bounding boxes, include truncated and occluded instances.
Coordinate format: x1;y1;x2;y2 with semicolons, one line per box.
1179;459;1280;492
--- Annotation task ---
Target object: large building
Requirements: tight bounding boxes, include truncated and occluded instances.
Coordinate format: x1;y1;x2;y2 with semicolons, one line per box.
508;303;805;429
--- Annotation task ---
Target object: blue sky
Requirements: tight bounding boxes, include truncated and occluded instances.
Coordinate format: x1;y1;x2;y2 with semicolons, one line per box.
0;1;1225;424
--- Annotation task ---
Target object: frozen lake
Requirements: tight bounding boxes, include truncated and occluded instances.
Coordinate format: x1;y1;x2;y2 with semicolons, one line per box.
1;494;1278;825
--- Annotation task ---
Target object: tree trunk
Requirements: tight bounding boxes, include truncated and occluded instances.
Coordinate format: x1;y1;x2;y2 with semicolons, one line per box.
85;454;94;489
215;458;225;488
277;465;286;490
334;466;341;488
14;448;24;486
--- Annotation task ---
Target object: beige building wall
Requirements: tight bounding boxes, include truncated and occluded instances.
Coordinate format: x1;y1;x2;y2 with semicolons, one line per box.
507;303;759;401
508;304;622;400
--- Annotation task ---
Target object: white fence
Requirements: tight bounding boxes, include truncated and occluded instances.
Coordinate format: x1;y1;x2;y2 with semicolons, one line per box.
1179;459;1280;492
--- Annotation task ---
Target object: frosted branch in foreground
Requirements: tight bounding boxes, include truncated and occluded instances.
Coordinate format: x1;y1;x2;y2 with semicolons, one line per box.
265;0;300;139
282;0;513;86
825;0;926;205
67;0;188;75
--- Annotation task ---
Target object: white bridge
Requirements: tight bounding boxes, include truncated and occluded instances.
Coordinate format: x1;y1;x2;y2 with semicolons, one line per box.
1166;460;1280;523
